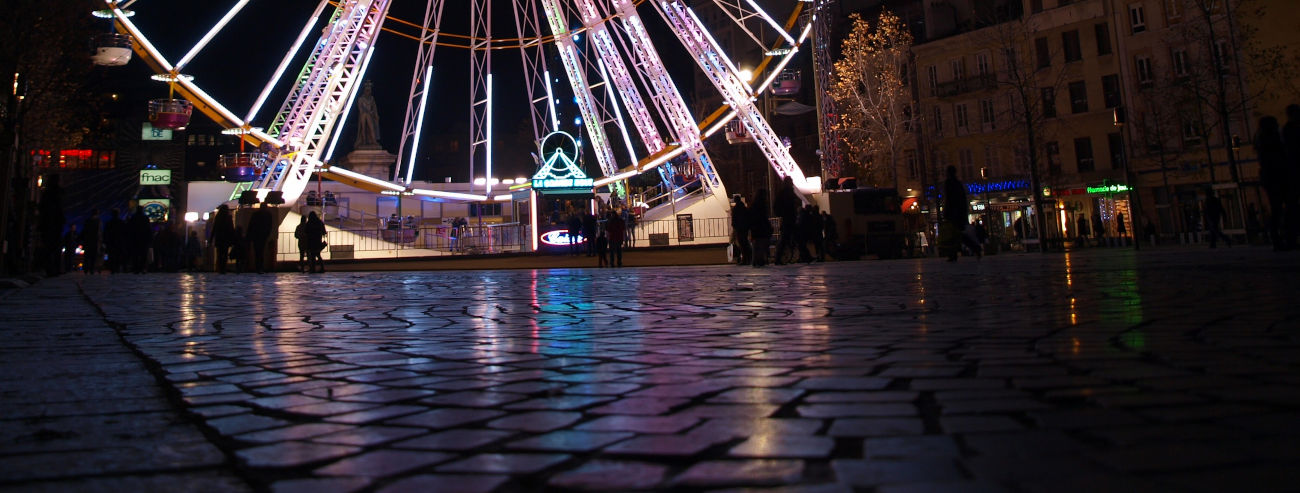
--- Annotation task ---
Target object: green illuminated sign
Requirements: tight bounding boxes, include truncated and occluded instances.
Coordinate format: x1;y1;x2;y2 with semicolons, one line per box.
532;131;592;191
1086;183;1130;194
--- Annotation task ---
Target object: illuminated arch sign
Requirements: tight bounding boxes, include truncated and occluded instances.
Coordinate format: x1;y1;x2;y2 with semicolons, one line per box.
532;131;593;192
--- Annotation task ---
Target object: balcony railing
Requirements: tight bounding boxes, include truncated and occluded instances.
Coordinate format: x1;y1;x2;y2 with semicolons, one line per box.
935;74;998;98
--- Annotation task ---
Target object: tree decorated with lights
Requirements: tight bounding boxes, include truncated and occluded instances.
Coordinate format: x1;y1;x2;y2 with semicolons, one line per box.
830;10;916;188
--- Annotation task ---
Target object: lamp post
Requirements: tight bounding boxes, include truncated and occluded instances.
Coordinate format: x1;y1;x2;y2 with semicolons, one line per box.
1114;107;1141;250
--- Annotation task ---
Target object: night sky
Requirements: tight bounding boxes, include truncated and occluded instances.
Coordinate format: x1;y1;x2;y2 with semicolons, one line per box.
122;1;708;182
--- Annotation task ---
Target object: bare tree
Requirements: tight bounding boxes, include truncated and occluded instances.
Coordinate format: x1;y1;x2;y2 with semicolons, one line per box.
830;11;917;189
975;15;1072;250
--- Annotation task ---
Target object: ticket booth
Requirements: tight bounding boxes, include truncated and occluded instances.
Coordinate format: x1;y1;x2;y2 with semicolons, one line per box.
529;131;598;253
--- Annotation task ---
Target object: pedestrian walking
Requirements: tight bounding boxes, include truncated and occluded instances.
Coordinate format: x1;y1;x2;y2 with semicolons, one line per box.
773;176;800;265
103;209;126;273
1203;189;1231;248
582;212;597;256
302;211;327;273
567;212;583;256
606;210;625;267
80;209;101;274
624;209;637;247
1257;115;1294;250
184;230;202;271
1283;105;1300;248
731;195;751;265
595;229;609;267
37;175;65;276
128;206;152;273
62;224;78;274
294;215;308;271
821;211;837;260
210;204;236;274
749;189;772;267
942;166;981;261
1076;215;1091;247
247;202;274;273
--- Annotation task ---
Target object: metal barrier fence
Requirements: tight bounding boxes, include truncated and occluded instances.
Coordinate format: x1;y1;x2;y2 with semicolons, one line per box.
276;223;531;261
275;216;731;261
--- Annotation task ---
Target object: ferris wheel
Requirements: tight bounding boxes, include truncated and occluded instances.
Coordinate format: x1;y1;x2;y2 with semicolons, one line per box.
95;0;822;209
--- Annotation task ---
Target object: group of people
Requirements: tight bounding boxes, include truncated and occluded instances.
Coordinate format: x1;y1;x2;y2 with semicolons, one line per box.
1253;105;1300;251
555;206;632;267
730;176;838;267
207;204;326;274
46;202;205;275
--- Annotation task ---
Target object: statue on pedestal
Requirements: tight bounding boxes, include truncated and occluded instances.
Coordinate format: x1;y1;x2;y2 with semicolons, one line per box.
354;81;382;150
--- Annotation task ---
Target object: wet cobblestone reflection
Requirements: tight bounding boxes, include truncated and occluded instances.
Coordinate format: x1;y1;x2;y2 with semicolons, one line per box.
3;248;1299;491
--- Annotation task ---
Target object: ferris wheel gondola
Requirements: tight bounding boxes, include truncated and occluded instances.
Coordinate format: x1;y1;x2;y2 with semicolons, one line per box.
92;32;134;66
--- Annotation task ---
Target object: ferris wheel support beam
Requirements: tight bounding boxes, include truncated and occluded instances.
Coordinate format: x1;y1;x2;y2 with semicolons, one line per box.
512;0;558;144
654;0;818;197
468;0;493;195
539;0;624;196
607;0;722;195
174;0;251;71
708;0;796;50
395;0;447;184
245;0;330;124
256;0;394;204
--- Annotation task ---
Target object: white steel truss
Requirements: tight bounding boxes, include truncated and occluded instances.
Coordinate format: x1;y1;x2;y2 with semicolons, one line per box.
257;0;393;204
707;0;796;52
394;0;447;184
654;0;814;195
539;0;624;196
469;0;494;195
571;0;670;189
512;0;558;144
607;0;723;194
810;0;843;179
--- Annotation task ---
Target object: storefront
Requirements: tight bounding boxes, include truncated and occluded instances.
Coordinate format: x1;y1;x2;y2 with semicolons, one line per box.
1048;180;1135;244
528;131;598;253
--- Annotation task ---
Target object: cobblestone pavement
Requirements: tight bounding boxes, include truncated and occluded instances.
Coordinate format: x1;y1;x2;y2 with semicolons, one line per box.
3;247;1299;492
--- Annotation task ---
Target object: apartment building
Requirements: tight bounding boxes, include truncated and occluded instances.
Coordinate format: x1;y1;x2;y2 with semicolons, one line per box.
900;0;1296;244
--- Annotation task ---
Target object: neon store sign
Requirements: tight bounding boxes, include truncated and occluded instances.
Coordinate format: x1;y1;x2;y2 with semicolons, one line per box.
540;230;586;246
1086;183;1130;194
531;131;591;191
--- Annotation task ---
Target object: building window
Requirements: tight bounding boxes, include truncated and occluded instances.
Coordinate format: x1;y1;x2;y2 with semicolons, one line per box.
1135;55;1154;88
904;150;918;179
1165;0;1183;18
1095;23;1112;56
1035;37;1051;69
1182;118;1202;142
959;148;975;180
1068;81;1089;114
932;106;943;134
980;98;996;129
1171;48;1190;77
1046;141;1062;175
950;58;966;81
1041;87;1057;118
469;202;503;216
1062;30;1082;63
985;146;1002;177
1108;132;1124;169
1102;74;1122;108
1212;39;1233;66
1074;137;1095;172
1129;3;1146;33
955;103;970;132
927;65;938;96
32;149;117;169
975;52;991;77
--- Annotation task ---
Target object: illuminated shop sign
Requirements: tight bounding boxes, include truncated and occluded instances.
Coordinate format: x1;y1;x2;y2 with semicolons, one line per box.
1086;183;1130;194
534;178;593;189
966;180;1030;194
140;169;171;185
540;230;585;246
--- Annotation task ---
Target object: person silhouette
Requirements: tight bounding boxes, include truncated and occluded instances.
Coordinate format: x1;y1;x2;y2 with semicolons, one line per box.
1258;115;1293;250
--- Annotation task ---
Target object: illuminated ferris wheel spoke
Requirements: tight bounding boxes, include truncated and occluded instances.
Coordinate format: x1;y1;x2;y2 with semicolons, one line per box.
110;0;813;209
